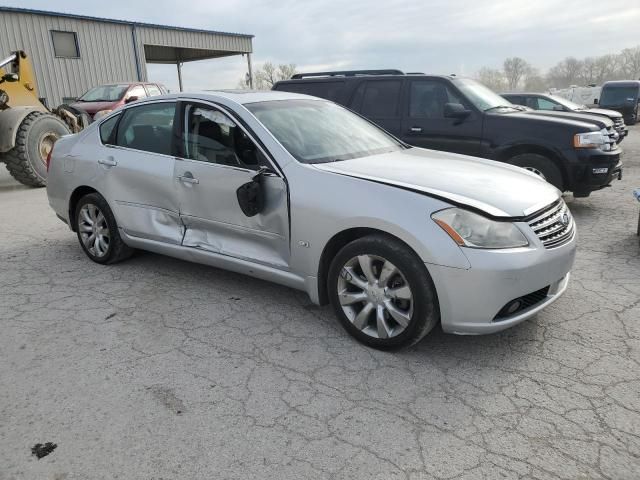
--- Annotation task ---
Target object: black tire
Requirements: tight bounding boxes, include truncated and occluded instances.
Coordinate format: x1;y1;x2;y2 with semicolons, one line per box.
327;234;439;350
75;193;134;265
509;153;564;191
4;111;70;187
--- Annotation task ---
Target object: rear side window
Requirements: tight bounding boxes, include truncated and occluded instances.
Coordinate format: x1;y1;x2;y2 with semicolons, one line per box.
99;114;120;144
276;81;345;101
352;80;402;118
537;98;557;110
115;102;176;155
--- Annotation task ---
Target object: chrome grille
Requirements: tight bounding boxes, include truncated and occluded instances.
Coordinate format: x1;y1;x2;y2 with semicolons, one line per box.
528;199;574;248
604;126;618;149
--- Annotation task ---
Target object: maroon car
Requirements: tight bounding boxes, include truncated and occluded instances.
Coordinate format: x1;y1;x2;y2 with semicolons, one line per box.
70;82;168;120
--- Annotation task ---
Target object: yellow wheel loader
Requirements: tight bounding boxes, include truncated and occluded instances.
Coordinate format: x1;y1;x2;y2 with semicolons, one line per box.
0;51;90;187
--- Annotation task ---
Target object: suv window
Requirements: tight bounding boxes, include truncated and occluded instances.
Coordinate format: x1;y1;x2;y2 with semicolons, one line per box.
352;80;402;117
409;81;464;118
146;84;162;96
506;95;524;106
278;81;345;101
182;103;267;170
115;102;176;155
99;114;120;144
537;97;557;110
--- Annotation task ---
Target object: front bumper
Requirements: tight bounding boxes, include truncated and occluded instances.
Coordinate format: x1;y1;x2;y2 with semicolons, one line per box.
565;147;623;195
428;229;576;334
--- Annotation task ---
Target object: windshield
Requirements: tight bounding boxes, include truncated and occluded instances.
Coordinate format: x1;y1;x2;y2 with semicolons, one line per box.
454;78;518;111
549;95;584;110
246;99;405;164
78;85;129;102
599;86;639;106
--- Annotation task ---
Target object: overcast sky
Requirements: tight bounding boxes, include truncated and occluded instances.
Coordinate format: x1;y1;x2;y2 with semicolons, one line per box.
8;0;640;92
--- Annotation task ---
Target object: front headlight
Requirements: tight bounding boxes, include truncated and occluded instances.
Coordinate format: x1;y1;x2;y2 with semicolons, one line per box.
573;130;605;149
432;208;529;249
93;109;112;120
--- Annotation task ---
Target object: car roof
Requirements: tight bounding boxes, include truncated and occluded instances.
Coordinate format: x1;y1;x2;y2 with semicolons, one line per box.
136;90;323;105
602;80;640;87
276;73;463;84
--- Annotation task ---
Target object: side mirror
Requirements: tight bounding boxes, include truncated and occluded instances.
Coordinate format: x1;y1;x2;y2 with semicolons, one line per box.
236;167;271;217
553;105;565;111
443;102;471;119
124;95;138;104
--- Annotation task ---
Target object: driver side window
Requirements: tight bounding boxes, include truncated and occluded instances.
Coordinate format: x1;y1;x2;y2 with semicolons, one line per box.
409;81;464;118
181;103;267;170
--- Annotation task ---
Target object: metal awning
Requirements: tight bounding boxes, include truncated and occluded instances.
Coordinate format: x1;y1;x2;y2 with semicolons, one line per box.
143;45;243;64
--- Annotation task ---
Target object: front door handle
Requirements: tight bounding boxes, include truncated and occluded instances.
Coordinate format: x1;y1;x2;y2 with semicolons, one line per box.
410;127;423;133
178;175;199;184
98;156;117;167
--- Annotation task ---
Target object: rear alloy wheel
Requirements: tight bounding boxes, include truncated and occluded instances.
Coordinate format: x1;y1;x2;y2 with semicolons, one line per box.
75;193;133;264
328;235;439;349
509;153;564;191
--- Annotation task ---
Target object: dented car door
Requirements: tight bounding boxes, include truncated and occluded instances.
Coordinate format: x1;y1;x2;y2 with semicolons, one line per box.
97;101;183;244
174;101;290;269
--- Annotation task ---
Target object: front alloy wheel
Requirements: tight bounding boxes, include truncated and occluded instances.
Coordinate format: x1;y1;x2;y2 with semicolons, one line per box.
337;255;413;339
328;234;439;349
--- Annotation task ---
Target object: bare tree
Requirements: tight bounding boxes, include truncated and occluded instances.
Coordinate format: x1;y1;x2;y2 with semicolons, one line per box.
476;67;506;91
621;47;640;79
578;57;598;85
237;62;298;90
503;57;532;91
524;69;548;92
547;57;583;88
593;54;619;84
254;62;297;89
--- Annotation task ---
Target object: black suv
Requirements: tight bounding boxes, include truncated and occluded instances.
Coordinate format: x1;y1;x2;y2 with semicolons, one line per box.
273;70;623;197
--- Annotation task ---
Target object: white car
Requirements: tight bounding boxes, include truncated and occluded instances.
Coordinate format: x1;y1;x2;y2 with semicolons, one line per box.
46;91;576;349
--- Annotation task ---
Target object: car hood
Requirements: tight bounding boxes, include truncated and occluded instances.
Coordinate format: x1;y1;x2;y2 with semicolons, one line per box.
579;107;623;119
525;110;613;128
313;148;560;218
69;101;118;115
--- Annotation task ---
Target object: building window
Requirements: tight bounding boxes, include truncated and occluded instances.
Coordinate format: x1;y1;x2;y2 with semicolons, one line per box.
51;31;79;58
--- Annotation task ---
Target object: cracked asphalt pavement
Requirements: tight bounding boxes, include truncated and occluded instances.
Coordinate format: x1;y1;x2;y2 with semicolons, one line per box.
1;127;639;480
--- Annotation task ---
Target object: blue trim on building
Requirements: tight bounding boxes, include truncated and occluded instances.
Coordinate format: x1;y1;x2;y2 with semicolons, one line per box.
0;6;254;38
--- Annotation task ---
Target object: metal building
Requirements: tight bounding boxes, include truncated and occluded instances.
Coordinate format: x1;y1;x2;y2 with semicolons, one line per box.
0;6;254;107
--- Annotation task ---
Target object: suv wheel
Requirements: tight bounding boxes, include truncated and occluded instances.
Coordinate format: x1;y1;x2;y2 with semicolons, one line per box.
509;153;563;190
327;234;439;349
75;193;133;264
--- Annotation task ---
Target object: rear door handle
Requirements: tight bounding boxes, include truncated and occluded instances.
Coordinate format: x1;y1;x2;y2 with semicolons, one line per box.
178;175;199;184
410;127;423;133
98;156;117;167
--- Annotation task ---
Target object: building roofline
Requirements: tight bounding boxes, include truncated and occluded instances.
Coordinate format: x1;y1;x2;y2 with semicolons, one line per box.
0;6;254;38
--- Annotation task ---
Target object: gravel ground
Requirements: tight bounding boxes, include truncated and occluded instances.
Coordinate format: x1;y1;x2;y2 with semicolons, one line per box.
1;127;639;480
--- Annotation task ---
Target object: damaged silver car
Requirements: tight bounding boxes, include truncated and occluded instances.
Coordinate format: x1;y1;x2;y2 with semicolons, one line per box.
47;91;576;349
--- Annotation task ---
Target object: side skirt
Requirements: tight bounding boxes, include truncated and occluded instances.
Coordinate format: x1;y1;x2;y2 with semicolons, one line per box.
120;229;309;294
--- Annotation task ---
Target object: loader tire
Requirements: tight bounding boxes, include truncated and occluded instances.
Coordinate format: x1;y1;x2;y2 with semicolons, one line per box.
4;111;70;187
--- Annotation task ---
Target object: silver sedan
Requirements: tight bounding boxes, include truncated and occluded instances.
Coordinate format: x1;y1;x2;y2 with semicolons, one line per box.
46;91;576;349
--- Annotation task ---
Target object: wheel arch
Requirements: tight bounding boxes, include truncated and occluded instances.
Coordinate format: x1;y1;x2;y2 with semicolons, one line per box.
497;144;568;189
68;185;101;231
316;227;425;305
